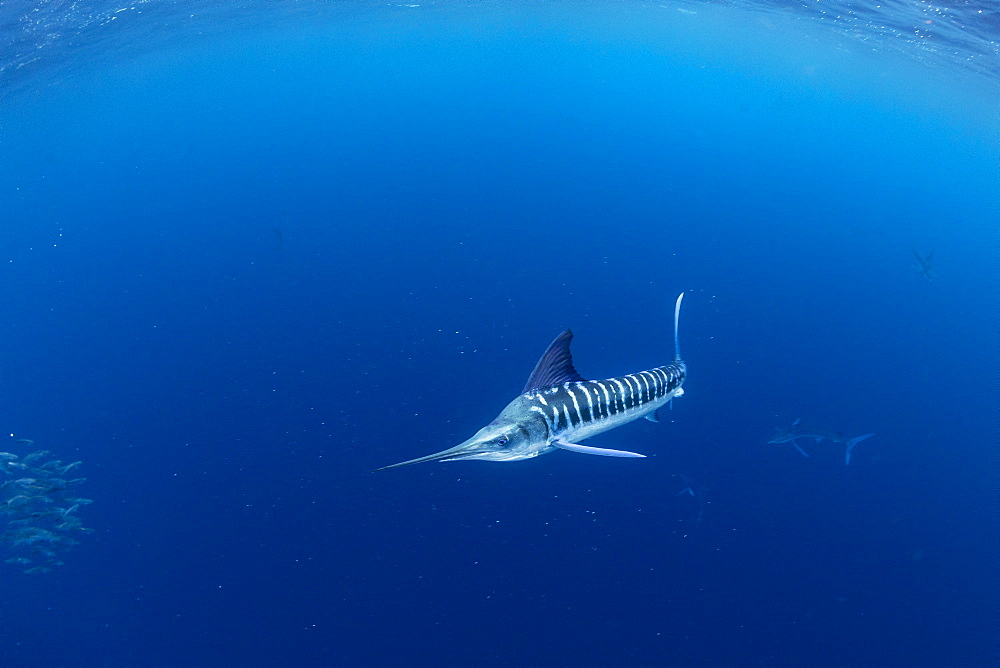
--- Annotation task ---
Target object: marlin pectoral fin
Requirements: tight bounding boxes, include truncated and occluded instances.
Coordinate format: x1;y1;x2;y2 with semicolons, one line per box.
553;439;646;458
790;439;809;457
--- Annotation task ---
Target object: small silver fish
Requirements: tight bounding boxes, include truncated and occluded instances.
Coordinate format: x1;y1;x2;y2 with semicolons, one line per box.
20;450;49;465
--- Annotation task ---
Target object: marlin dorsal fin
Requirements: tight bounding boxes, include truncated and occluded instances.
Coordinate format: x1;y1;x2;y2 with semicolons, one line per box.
522;329;586;393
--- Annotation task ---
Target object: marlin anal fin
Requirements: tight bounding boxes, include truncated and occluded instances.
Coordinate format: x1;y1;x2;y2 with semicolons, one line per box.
553;439;646;458
645;410;660;423
522;330;586;392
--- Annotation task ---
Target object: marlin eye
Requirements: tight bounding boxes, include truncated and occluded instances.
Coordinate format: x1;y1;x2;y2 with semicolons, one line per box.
497;436;509;447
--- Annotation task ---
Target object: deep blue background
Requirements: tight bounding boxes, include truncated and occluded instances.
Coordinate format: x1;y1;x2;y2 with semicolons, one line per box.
0;4;996;665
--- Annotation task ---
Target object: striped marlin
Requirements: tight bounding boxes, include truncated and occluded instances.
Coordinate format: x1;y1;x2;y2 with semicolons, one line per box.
768;418;876;465
376;294;687;470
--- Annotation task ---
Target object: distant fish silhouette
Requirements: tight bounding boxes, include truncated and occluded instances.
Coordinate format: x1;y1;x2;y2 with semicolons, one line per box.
912;250;934;281
674;474;708;529
769;419;876;465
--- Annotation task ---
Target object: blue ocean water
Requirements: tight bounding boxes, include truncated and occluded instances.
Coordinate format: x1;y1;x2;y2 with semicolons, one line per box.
0;0;997;665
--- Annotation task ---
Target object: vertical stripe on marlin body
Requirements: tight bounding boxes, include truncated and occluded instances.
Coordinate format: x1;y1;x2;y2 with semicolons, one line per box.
375;293;687;470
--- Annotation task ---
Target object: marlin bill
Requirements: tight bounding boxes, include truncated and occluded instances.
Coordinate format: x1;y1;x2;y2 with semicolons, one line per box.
376;294;687;470
769;418;875;465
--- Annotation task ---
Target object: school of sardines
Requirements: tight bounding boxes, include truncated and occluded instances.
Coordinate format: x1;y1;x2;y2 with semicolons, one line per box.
0;444;92;574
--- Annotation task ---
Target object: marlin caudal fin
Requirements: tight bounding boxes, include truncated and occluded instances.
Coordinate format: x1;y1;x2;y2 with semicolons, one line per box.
673;292;684;362
522;330;586;393
553;439;646;458
668;291;685;409
844;433;875;465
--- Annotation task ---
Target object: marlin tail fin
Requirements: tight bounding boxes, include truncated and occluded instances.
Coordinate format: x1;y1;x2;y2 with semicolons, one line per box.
844;433;875;465
673;292;684;362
